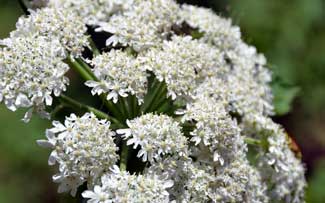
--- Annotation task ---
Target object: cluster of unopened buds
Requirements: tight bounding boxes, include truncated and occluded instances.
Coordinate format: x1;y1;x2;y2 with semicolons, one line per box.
0;0;306;202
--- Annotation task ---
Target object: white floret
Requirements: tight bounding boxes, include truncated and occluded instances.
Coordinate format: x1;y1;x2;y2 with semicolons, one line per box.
117;113;188;163
0;36;69;122
48;0;134;26
11;7;89;57
97;0;180;51
180;4;241;49
139;35;224;100
37;113;119;196
85;50;148;104
181;96;246;166
243;115;306;203
82;165;173;203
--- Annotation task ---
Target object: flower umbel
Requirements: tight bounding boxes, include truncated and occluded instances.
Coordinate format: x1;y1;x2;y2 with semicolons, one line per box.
117;113;188;163
37;113;118;196
0;36;68;122
82;165;173;203
1;0;307;202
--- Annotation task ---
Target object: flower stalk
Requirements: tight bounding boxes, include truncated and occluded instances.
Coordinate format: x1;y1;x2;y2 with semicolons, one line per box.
59;94;124;128
119;142;129;171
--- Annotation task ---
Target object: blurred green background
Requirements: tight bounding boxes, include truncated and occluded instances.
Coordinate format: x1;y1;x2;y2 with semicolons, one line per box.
0;0;324;202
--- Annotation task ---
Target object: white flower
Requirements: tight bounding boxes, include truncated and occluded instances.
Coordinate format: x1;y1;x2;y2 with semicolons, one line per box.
117;113;188;163
48;0;133;26
193;72;272;119
139;35;224;100
180;4;273;117
96;0;180;51
82;165;173;203
82;185;109;203
147;156;268;203
0;36;68;121
180;4;241;49
182;96;246;166
85;50;148;104
37;113;119;196
11;7;89;57
208;158;269;203
53;174;84;196
243;114;306;203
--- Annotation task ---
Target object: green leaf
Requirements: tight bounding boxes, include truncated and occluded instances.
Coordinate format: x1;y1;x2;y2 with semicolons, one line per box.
272;83;300;115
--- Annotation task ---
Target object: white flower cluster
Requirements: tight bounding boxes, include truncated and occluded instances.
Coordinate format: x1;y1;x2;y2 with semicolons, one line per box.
0;36;69;122
83;165;173;203
37;113;119;196
85;50;148;103
146;156;268;203
243;115;306;203
3;0;306;202
12;8;89;58
181;97;245;166
118;113;188;163
97;0;180;51
181;4;273;117
179;4;241;49
139;36;224;100
210;158;269;203
48;0;133;26
0;5;90;120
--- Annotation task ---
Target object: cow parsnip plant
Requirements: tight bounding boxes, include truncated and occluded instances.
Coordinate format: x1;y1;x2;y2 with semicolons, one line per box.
0;0;306;202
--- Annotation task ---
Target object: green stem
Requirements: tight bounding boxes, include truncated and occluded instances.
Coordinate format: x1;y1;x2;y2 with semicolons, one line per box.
244;137;262;146
120;142;129;171
102;96;123;120
122;97;130;118
148;83;167;112
59;94;123;128
130;95;138;118
66;56;122;119
88;38;100;56
66;56;94;81
141;80;164;113
128;96;134;118
140;79;158;112
155;100;170;113
117;98;128;120
75;58;97;81
50;104;65;119
133;96;139;117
